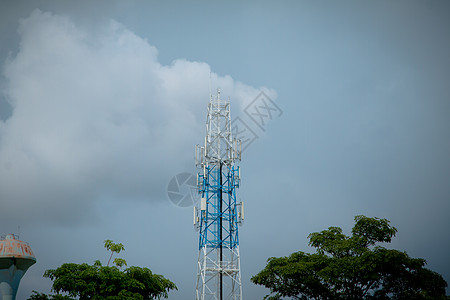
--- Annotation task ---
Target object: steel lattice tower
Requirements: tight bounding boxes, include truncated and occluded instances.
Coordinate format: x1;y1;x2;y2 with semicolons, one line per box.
194;89;243;300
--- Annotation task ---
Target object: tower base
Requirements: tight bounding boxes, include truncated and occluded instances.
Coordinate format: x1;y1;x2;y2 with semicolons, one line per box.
196;245;242;300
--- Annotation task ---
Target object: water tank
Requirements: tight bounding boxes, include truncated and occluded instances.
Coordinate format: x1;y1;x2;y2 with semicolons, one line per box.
0;234;36;300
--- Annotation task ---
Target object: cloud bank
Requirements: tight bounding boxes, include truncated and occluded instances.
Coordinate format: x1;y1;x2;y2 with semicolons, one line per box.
0;9;275;226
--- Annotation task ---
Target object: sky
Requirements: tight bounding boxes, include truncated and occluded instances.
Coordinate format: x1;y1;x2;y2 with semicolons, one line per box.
0;1;449;299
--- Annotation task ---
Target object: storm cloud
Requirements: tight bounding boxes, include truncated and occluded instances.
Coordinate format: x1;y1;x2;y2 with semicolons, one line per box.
0;9;275;226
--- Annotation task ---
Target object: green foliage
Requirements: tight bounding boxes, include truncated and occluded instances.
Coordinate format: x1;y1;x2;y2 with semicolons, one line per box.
28;241;176;300
28;291;74;300
104;239;125;267
251;215;448;300
41;263;176;299
113;258;127;268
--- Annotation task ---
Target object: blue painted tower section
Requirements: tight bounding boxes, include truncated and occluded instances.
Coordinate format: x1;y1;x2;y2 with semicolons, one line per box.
197;164;240;250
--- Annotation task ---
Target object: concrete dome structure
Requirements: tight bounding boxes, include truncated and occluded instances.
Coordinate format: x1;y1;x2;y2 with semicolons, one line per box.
0;234;36;300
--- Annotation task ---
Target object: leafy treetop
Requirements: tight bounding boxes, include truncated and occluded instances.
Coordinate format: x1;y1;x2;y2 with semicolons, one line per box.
251;215;447;300
28;240;176;300
104;239;126;267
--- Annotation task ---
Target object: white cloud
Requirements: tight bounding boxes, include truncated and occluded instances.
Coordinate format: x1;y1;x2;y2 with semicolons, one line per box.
0;9;276;226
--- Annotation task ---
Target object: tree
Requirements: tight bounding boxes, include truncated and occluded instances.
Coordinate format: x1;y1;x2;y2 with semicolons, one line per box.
104;239;125;267
28;240;177;300
251;215;448;300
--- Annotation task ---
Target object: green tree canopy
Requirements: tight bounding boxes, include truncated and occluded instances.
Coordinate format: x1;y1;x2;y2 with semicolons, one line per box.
28;240;176;300
251;215;447;300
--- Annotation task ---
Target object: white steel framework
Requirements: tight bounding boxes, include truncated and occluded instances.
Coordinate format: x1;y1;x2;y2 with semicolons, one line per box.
194;90;243;300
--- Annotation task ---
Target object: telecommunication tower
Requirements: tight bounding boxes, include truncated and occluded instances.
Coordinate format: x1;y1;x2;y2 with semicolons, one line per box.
194;89;243;300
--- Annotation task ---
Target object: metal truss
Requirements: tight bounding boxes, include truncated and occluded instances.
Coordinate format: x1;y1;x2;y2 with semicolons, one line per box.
194;90;243;300
196;245;242;300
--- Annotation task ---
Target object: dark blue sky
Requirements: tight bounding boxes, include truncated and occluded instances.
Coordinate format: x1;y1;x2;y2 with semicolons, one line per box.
1;1;449;299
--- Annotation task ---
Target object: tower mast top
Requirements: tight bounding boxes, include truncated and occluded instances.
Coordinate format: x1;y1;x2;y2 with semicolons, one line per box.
196;89;241;168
